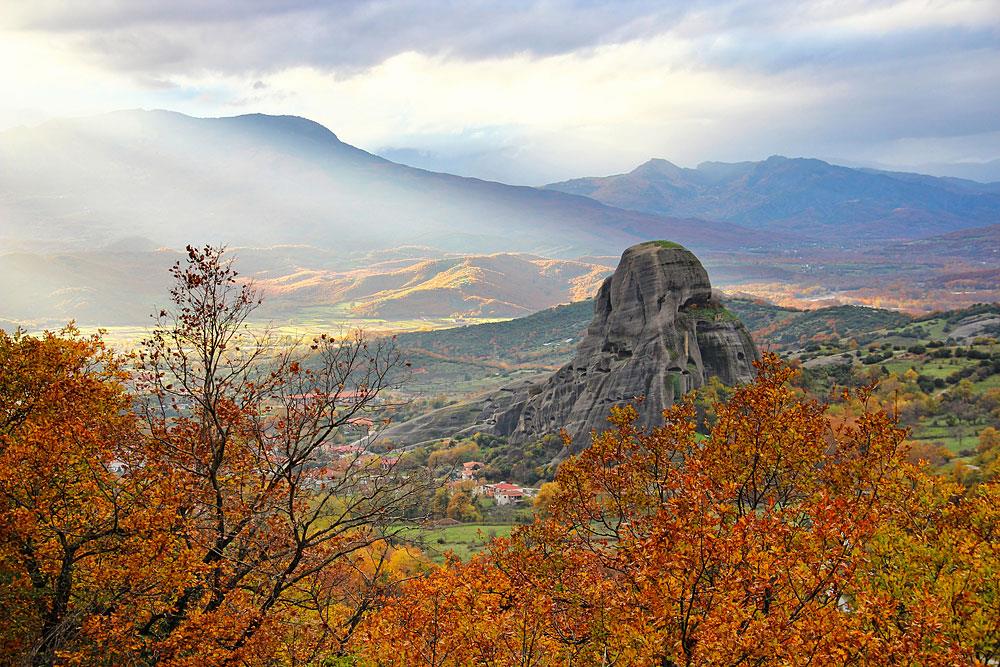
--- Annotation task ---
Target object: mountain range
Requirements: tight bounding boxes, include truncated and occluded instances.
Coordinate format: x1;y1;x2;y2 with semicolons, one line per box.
545;156;1000;241
2;110;999;328
0;110;747;258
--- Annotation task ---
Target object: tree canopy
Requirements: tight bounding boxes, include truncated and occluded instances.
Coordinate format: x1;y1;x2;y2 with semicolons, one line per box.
357;356;999;666
1;248;995;665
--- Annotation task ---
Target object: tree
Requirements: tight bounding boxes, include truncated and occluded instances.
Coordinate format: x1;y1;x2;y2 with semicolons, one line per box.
356;354;999;666
979;426;1000;455
0;246;431;665
444;491;480;523
0;328;165;666
906;440;954;467
531;481;560;518
971;426;1000;483
117;245;429;664
429;487;451;519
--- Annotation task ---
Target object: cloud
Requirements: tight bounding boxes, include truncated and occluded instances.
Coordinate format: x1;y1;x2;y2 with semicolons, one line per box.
1;0;998;179
6;0;686;74
11;1;995;76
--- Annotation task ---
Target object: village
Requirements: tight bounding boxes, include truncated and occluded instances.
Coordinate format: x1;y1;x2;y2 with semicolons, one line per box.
324;440;537;516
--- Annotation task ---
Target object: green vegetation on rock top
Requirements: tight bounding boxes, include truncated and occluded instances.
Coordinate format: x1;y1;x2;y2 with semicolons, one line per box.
683;302;740;322
641;240;686;250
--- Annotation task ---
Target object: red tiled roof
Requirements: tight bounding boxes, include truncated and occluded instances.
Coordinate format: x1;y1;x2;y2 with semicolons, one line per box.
493;482;521;492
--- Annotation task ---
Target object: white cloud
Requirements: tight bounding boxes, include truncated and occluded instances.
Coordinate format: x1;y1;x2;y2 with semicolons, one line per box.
1;0;998;180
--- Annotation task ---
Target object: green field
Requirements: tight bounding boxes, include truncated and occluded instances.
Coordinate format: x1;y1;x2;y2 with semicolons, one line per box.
908;422;981;454
397;523;516;562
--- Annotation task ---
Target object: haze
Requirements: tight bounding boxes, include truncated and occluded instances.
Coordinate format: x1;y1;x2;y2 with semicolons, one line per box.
3;0;1000;184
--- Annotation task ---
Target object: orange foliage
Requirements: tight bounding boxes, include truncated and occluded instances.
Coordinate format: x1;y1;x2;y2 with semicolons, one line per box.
0;247;428;666
0;327;183;664
357;355;999;666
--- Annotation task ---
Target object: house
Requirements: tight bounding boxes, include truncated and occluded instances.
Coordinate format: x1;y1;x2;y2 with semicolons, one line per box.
345;416;375;447
460;460;485;480
492;482;525;506
475;481;528;506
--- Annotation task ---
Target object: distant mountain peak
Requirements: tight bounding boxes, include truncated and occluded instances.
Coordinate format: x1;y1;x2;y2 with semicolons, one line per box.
0;109;749;258
545;155;1000;241
218;112;343;143
631;158;686;177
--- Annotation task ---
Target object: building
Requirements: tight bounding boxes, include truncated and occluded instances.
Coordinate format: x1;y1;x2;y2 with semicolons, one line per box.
474;481;529;506
460;460;485;480
327;444;366;458
493;482;525;506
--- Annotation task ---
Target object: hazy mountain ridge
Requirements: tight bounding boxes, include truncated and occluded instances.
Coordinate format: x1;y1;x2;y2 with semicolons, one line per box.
3;110;998;330
545;156;1000;240
0;110;751;257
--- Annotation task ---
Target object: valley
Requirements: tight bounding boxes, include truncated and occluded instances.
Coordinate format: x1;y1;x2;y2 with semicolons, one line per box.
378;297;1000;492
3;111;995;499
4;4;999;662
3;112;998;333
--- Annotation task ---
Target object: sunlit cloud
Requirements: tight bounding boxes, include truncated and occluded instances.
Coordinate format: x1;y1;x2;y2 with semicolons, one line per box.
1;0;998;182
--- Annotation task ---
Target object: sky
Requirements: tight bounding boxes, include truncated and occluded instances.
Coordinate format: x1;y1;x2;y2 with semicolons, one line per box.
2;0;999;184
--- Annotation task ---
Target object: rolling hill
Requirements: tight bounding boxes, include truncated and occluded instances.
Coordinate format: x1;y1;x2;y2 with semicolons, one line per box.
0;246;615;327
545;156;1000;241
390;296;1000;398
257;251;614;319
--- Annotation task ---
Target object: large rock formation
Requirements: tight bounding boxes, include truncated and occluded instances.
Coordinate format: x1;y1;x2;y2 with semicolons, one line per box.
476;241;757;447
380;241;758;450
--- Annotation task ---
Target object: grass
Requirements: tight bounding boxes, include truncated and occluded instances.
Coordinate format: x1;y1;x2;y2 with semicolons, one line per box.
879;358;965;379
909;423;980;454
973;373;1000;391
397;523;516;562
684;302;740;323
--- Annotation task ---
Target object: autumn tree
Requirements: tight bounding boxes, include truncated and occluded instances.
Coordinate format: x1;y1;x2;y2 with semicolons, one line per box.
0;246;431;666
979;426;1000;455
444;491;480;523
107;245;430;664
0;328;166;666
357;354;999;666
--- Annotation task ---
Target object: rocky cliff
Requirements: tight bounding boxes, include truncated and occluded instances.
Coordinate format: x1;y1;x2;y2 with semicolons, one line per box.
476;241;758;447
381;241;758;450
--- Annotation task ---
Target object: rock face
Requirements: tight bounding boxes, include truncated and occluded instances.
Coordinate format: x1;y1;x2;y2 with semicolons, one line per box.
378;241;759;451
475;241;758;447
